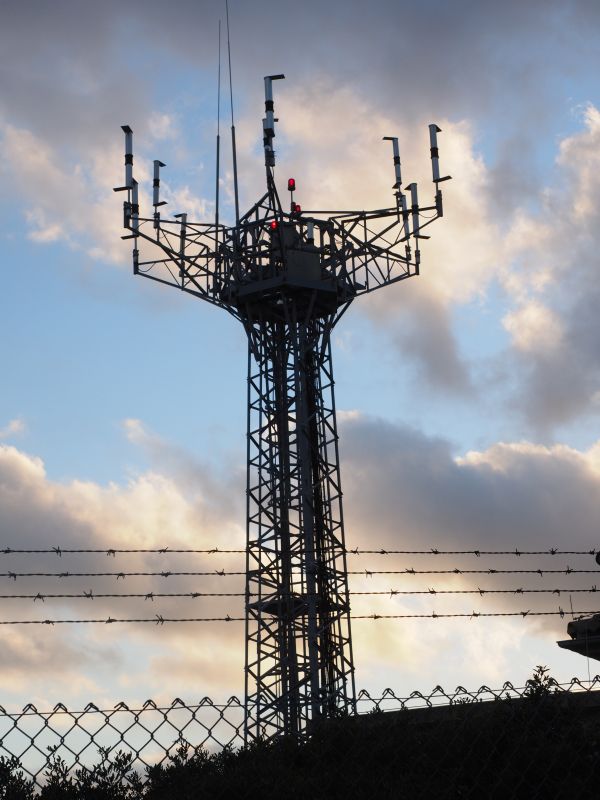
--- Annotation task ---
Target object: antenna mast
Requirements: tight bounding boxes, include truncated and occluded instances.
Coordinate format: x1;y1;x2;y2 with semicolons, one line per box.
118;71;451;742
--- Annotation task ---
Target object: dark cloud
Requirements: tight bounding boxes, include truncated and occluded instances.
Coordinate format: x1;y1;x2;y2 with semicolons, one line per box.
0;3;144;150
339;414;600;633
390;290;473;395
341;413;599;550
3;1;598;153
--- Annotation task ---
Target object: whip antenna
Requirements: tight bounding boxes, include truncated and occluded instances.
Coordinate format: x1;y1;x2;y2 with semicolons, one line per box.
226;0;240;225
215;19;222;235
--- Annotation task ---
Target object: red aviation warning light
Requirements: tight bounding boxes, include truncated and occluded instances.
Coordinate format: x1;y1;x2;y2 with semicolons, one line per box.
291;202;302;216
270;220;278;230
287;178;296;192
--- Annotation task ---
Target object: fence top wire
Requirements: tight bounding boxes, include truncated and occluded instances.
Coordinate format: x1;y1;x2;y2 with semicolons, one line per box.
1;676;599;718
354;675;600;708
0;546;597;556
0;696;245;716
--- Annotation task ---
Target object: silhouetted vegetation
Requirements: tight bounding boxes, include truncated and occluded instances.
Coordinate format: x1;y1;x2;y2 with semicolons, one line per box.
1;667;599;799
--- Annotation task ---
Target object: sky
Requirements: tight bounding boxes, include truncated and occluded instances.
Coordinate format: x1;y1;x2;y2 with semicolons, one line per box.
2;0;600;716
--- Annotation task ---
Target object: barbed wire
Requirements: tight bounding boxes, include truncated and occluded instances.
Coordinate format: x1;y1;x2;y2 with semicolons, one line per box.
348;548;598;556
0;608;594;625
0;571;245;580
0;586;598;602
0;592;246;601
351;568;599;576
0;546;597;557
0;547;246;556
353;586;600;596
1;566;597;581
0;616;244;625
352;609;594;619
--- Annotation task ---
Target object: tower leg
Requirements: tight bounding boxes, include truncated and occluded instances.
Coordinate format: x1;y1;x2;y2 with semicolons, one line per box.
244;312;356;741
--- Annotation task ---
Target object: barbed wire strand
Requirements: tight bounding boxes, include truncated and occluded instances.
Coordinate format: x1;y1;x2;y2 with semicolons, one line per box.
0;546;596;557
1;547;246;556
354;586;600;596
348;548;597;557
0;616;244;625
0;571;246;580
0;586;599;602
0;608;595;625
1;567;598;580
353;609;592;619
351;568;599;576
0;592;246;600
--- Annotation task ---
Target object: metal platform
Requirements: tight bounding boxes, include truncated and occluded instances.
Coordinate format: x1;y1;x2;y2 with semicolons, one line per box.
557;613;600;661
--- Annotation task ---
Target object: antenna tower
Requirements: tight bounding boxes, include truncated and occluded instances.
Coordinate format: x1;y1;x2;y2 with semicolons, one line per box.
115;72;450;740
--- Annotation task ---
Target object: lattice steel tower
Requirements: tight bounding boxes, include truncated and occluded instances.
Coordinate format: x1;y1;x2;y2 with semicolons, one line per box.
116;74;449;740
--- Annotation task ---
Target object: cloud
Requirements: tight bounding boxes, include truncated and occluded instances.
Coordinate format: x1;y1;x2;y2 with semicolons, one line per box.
342;413;600;552
500;104;600;428
0;122;127;263
502;301;564;354
3;0;600;707
1;414;598;708
0;117;213;271
0;435;245;708
3;0;599;411
339;413;600;651
0;418;26;439
148;112;178;142
265;82;502;394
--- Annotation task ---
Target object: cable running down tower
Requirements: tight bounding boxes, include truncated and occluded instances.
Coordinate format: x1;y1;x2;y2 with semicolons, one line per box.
115;75;450;741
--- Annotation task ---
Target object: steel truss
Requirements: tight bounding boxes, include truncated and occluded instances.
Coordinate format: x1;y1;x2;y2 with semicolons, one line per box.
244;312;354;739
117;75;449;741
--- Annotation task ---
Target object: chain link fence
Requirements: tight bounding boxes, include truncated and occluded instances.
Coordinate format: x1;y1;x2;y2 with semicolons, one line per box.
1;673;600;797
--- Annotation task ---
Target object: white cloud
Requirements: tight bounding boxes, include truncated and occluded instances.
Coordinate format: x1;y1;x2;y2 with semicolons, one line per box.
0;118;212;270
25;209;65;243
123;417;146;444
0;418;26;439
0;435;244;709
162;183;211;221
277;82;502;308
557;104;600;220
242;80;505;394
1;415;598;710
497;103;600;427
502;301;564;353
1;122;127;264
148;112;178;141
